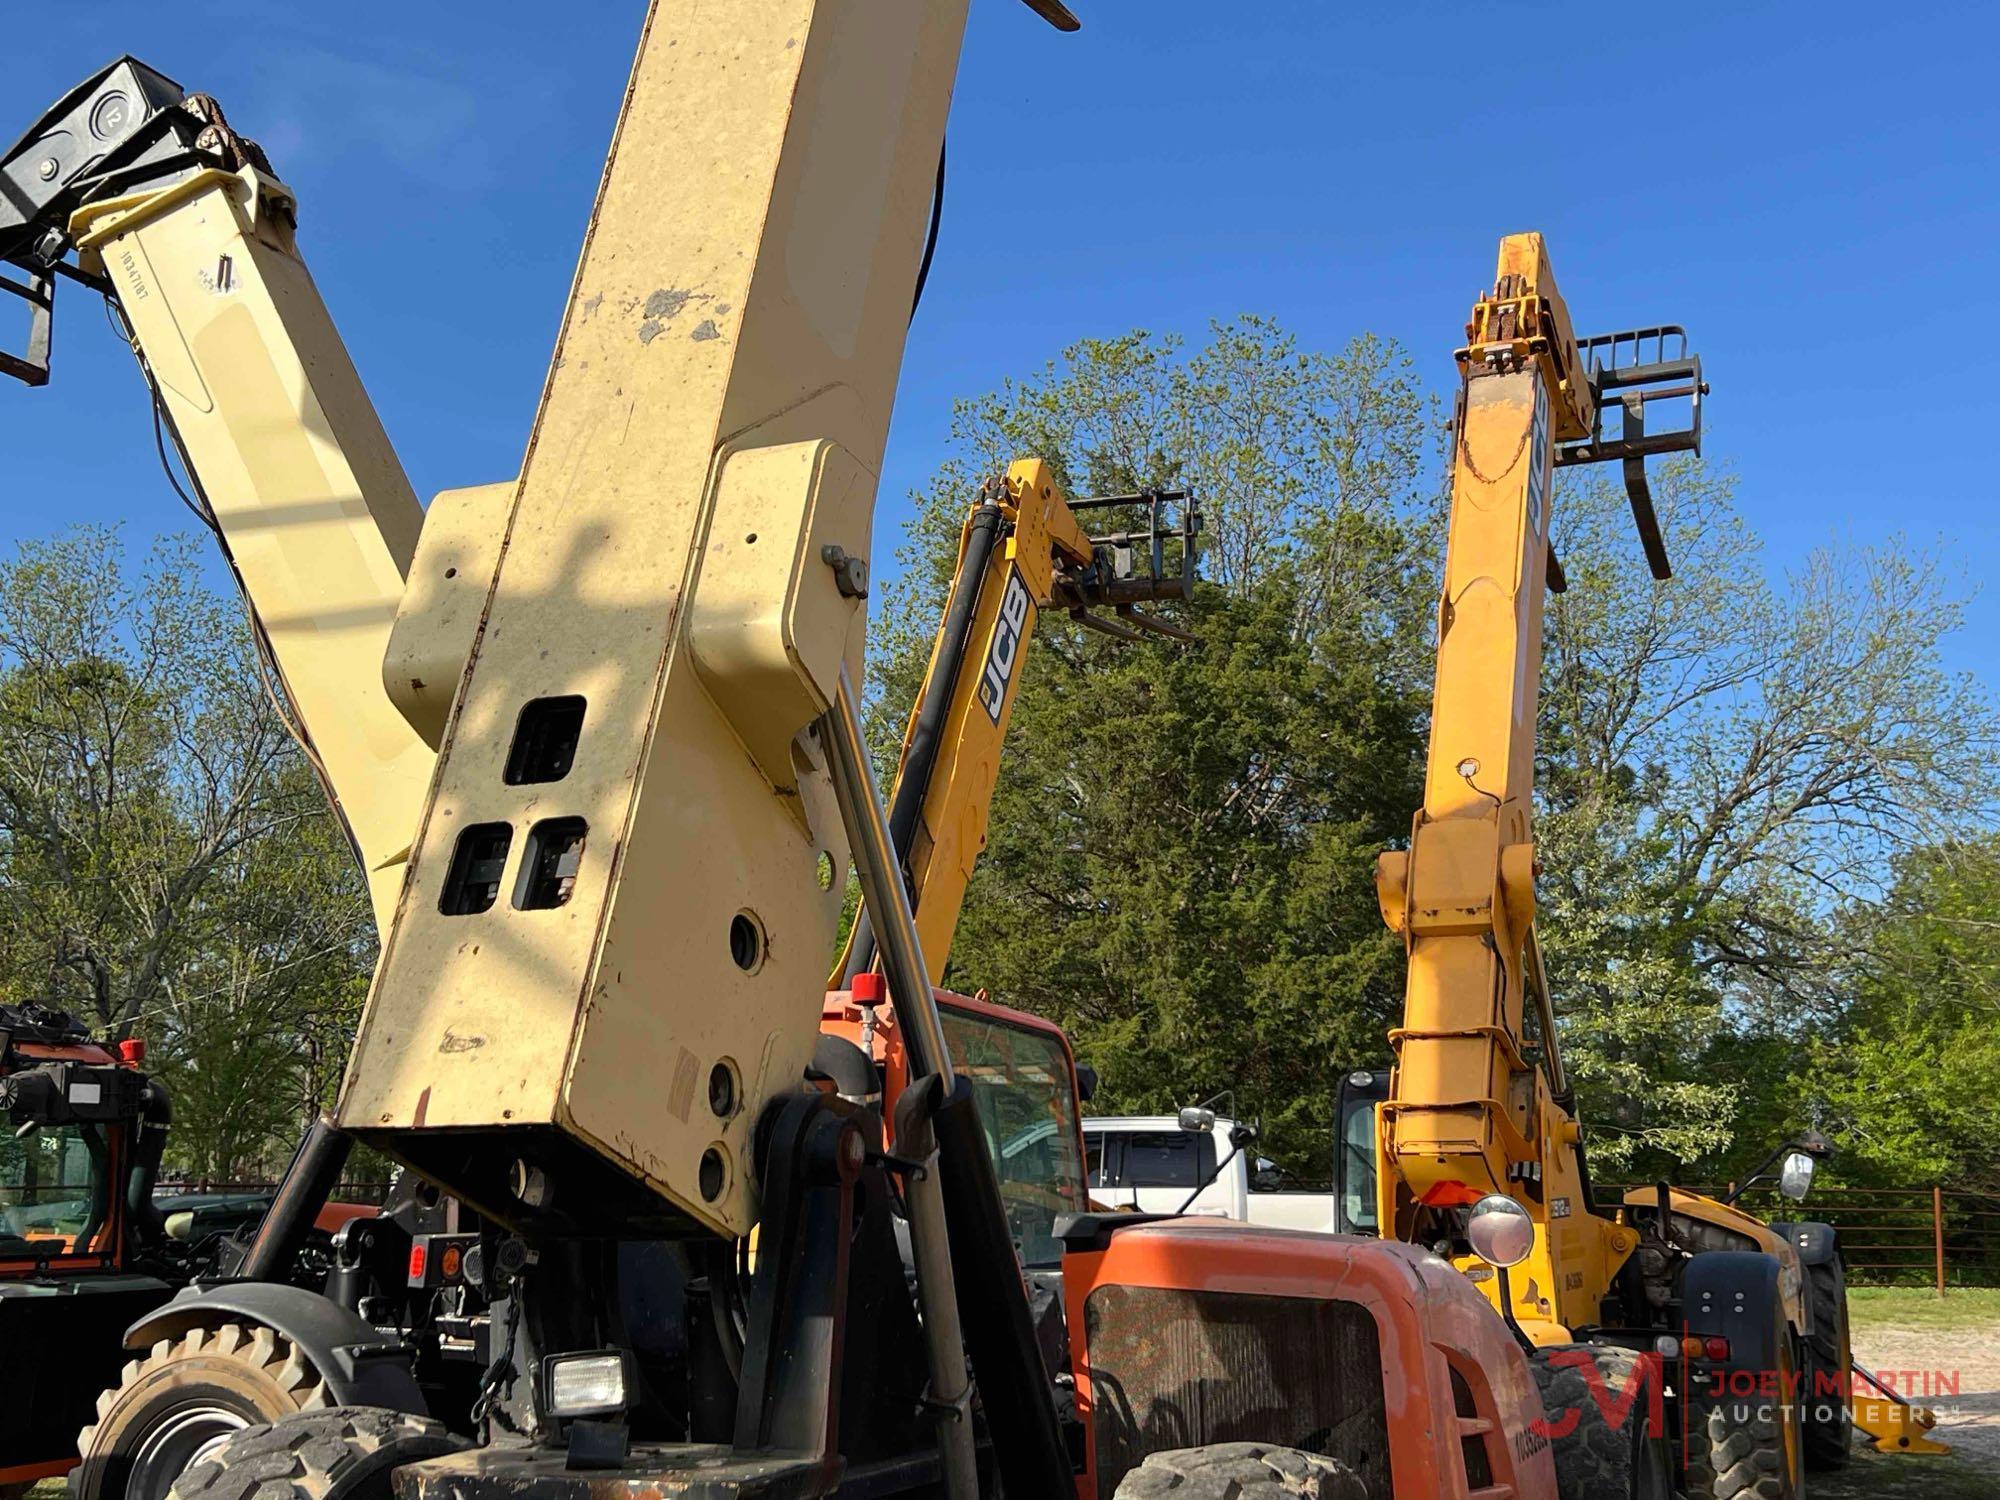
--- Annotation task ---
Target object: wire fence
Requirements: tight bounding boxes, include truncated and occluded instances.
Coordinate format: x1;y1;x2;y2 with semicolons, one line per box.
1604;1184;2000;1291
154;1179;394;1205
162;1177;2000;1289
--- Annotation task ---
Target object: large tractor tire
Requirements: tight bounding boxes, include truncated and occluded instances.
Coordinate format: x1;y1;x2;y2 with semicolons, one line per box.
1529;1344;1673;1499
166;1408;464;1500
1799;1255;1852;1470
71;1324;332;1500
1685;1334;1804;1500
1113;1442;1366;1498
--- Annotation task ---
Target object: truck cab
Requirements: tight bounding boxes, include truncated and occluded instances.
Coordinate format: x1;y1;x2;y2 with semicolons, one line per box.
1080;1114;1339;1231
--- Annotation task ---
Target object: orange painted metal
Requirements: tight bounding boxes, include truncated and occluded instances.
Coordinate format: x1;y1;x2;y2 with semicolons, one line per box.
1061;1219;1558;1499
820;985;1085;1160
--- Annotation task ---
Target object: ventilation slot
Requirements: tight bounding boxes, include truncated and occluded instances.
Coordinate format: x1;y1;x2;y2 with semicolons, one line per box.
440;823;512;915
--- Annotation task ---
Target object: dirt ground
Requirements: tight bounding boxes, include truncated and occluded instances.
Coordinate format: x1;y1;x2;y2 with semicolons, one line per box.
1813;1287;2000;1498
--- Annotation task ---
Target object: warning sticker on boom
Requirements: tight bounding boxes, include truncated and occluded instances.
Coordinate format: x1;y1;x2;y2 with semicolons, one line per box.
977;571;1032;725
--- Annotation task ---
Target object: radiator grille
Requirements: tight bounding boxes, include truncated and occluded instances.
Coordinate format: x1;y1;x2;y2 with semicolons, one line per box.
1084;1285;1390;1497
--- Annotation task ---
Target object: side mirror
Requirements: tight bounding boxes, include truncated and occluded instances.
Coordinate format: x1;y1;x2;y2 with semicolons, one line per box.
1778;1151;1816;1201
1466;1194;1536;1269
1176;1105;1215;1134
1074;1063;1099;1105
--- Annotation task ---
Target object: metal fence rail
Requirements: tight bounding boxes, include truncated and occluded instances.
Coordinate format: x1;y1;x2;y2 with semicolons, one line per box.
1603;1184;2000;1291
155;1178;394;1204
169;1177;2000;1289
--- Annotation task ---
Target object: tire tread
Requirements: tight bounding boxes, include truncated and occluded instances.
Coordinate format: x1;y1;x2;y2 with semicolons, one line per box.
1113;1441;1365;1498
167;1408;462;1500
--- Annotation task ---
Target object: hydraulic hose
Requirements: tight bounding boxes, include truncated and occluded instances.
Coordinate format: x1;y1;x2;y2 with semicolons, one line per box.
841;501;1005;985
125;1077;172;1246
239;1113;353;1282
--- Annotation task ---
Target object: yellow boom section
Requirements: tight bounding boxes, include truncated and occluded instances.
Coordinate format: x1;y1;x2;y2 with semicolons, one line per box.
848;459;1090;983
69;167;435;931
339;0;974;1240
835;461;1198;988
1375;234;1638;1339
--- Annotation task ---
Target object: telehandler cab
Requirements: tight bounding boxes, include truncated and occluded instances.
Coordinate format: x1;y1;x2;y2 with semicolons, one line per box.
0;1003;173;1497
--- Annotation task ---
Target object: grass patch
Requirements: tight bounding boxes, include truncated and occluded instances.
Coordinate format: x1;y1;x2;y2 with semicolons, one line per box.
1848;1285;2000;1334
1812;1445;1994;1499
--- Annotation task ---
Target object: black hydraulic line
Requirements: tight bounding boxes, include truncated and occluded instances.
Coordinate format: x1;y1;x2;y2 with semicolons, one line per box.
931;1075;1076;1498
125;1077;172;1246
239;1113;353;1282
841;501;1005;985
909;136;946;320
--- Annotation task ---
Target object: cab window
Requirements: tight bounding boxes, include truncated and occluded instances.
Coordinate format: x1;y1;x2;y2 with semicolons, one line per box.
937;1005;1087;1268
0;1122;114;1257
1118;1130;1214;1189
1340;1099;1378;1233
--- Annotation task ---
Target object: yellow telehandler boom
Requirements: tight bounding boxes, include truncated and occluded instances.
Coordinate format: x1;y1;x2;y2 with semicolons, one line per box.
1371;234;1905;1494
836;461;1197;986
0;61;502;933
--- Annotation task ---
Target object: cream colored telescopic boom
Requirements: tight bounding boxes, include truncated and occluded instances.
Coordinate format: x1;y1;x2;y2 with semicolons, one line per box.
0;60;462;932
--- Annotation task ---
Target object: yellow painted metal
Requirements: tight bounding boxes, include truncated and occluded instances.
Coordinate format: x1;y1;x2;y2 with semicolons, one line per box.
68;168;434;931
1853;1388;1950;1455
384;482;514;751
1618;1186;1808;1328
1375;233;1640;1334
337;0;973;1239
831;458;1091;985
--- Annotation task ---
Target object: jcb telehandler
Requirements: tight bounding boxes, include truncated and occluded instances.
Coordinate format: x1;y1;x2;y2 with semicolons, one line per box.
3;7;1733;1499
1361;233;1940;1495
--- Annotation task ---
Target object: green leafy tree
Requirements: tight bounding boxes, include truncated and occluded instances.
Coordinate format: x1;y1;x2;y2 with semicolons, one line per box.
869;320;1439;1166
1807;839;2000;1191
1538;462;1998;1176
0;526;374;1178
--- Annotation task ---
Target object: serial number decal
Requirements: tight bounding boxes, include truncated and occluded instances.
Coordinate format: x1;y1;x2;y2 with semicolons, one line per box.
977;570;1032;724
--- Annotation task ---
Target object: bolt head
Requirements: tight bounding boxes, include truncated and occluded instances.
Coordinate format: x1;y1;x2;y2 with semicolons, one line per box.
37;158;58;181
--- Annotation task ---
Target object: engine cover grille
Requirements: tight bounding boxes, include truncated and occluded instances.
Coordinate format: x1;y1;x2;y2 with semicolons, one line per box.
1083;1285;1390;1496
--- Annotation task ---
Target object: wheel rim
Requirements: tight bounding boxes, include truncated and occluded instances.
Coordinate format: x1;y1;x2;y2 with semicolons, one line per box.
129;1405;253;1500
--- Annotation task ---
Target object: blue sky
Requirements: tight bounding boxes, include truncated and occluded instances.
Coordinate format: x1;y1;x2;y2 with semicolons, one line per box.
4;2;1994;678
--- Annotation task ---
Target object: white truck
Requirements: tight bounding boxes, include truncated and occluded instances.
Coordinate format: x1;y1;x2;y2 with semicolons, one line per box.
1081;1072;1392;1234
1081;1111;1338;1230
